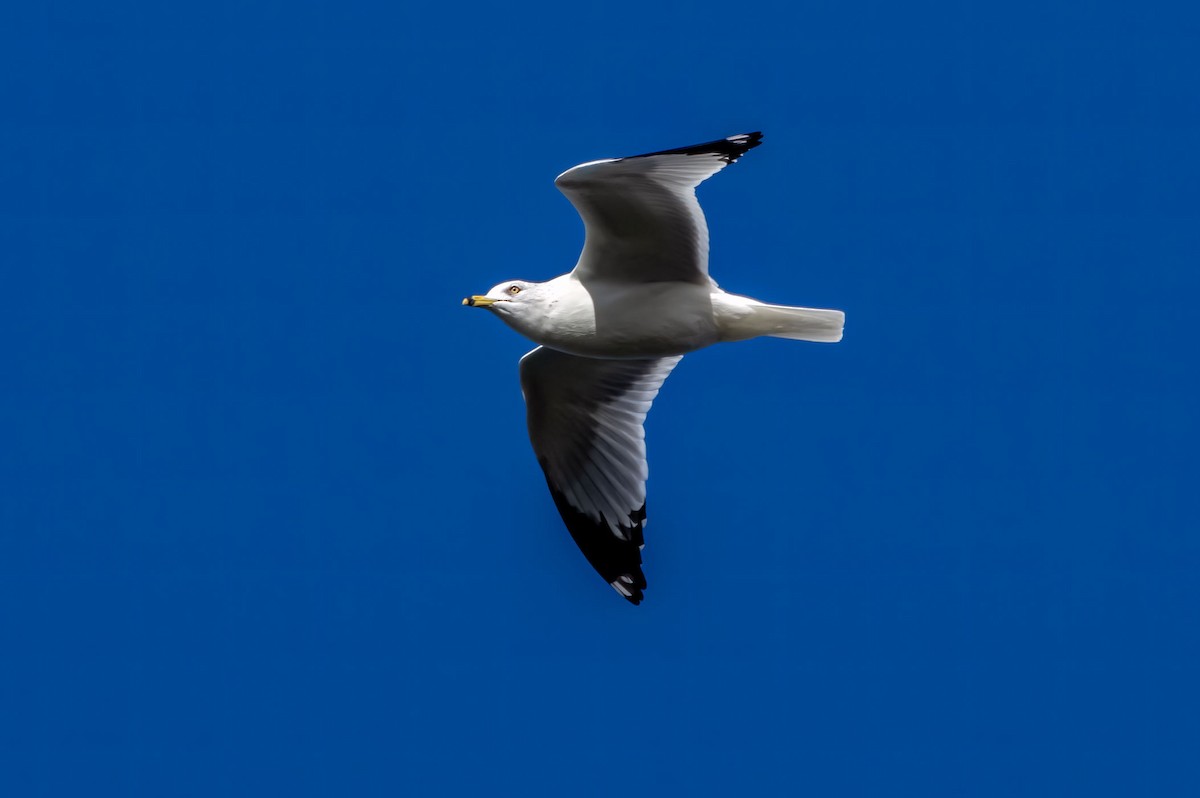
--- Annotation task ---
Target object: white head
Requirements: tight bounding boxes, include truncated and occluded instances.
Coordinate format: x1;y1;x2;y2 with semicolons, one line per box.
461;280;543;322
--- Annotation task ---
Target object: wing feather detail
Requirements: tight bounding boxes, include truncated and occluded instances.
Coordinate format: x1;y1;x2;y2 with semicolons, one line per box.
519;346;682;604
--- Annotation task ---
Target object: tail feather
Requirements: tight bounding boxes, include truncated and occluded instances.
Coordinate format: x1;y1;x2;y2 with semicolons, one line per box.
753;303;845;343
715;293;845;343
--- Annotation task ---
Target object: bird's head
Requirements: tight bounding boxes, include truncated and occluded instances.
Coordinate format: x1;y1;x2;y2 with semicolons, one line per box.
462;280;539;318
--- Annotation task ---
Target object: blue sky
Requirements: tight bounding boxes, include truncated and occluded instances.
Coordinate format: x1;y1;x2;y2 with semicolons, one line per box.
2;1;1198;795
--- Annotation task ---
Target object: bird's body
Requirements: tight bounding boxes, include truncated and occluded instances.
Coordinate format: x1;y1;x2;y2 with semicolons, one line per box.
464;132;844;604
498;275;841;359
494;275;719;358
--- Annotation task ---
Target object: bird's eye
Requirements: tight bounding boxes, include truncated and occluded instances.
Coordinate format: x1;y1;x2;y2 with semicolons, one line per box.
508;284;522;294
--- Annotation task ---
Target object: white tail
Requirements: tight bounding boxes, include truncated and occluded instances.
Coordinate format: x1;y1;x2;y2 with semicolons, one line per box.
757;303;845;342
715;294;845;343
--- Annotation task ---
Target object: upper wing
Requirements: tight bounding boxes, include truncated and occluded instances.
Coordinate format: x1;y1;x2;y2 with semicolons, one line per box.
554;132;763;286
519;346;682;604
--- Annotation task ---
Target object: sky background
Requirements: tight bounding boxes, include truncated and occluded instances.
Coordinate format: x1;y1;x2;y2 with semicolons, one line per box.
2;1;1198;795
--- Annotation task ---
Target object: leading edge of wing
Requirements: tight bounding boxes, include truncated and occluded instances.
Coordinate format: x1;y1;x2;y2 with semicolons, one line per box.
623;131;763;165
554;131;764;188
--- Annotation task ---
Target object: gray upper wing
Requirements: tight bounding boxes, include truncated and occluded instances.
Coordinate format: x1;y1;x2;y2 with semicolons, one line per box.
554;132;762;286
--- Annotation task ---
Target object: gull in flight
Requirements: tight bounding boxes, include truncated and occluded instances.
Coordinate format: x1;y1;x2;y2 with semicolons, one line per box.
463;132;844;604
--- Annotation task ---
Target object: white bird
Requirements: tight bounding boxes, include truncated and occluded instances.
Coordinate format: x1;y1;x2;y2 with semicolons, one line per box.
463;132;844;604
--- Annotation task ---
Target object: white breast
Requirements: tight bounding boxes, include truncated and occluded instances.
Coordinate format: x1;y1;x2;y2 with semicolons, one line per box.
524;278;721;358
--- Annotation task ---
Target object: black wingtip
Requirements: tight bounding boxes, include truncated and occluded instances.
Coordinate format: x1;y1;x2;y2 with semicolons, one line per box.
621;586;644;606
610;565;648;605
543;474;650;605
630;131;764;165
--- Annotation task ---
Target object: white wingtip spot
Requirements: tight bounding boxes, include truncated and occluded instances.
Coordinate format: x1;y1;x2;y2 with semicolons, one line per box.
610;580;633;598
